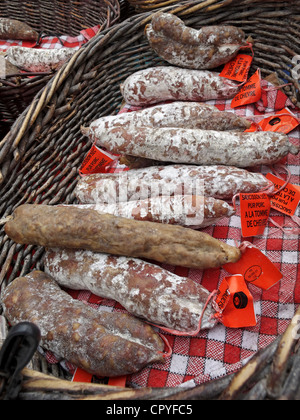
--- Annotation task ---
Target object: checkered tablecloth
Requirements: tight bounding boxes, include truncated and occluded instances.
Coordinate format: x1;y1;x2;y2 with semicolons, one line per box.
1;26;299;388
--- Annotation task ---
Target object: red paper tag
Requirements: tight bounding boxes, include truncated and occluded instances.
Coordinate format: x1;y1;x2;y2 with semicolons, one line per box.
72;369;127;387
72;368;93;383
266;173;300;216
220;54;253;83
231;69;262;108
79;144;116;175
214;278;231;313
245;108;300;133
224;246;283;291
239;192;271;237
107;376;127;387
217;275;256;328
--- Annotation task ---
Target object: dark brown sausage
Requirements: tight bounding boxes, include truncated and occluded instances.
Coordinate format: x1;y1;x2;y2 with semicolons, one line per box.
44;248;216;333
5;204;241;270
95;126;299;168
2;270;165;377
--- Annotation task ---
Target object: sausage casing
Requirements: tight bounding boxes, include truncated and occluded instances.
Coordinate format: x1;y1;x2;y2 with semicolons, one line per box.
84;102;251;144
67;196;235;229
44;248;216;333
74;164;270;203
120;66;240;106
6;46;77;72
95;127;298;168
2;271;165;377
5;204;241;269
146;12;245;70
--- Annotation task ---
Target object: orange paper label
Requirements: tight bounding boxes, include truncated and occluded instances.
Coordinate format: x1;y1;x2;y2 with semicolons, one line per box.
108;376;127;387
217;275;256;328
266;173;300;216
245;108;300;133
231;69;262;108
220;54;253;83
72;368;93;383
239;192;271;237
214;279;231;313
224;246;283;291
79;144;115;175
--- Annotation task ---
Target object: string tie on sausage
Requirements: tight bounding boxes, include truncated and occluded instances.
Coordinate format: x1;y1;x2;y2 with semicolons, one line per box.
146;289;218;337
239;41;254;57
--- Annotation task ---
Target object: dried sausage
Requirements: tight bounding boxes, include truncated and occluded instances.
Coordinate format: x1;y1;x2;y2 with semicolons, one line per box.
94;126;299;168
2;270;165;377
44;248;216;333
68;195;236;229
83;102;251;144
146;12;245;70
6;46;77;73
0;18;38;41
5;204;241;270
74;164;270;203
120;66;240;106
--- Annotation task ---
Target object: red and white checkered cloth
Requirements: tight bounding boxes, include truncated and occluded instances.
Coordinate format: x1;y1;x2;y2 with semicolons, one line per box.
41;80;300;389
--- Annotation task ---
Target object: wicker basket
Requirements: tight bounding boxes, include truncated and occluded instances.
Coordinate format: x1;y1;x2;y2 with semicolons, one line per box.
0;0;299;400
0;0;121;37
0;0;121;130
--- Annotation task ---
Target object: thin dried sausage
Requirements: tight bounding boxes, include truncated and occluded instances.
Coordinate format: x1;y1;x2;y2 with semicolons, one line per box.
5;204;241;269
74;164;270;203
69;196;236;229
6;46;77;72
95;126;299;168
83;102;251;144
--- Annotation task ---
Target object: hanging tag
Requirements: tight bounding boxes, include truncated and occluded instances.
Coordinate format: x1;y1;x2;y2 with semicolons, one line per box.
217;275;256;328
231;69;262;109
245;108;300;134
265;173;300;217
214;278;231;313
224;246;283;291
259;109;300;133
239;192;271;237
72;368;93;383
219;54;253;83
79;144;116;176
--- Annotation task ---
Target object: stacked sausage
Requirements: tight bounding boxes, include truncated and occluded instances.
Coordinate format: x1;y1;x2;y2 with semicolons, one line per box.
3;13;299;380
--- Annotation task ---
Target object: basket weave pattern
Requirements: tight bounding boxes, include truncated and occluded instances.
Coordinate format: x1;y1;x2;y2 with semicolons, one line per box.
0;0;299;400
0;0;121;36
0;0;121;130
